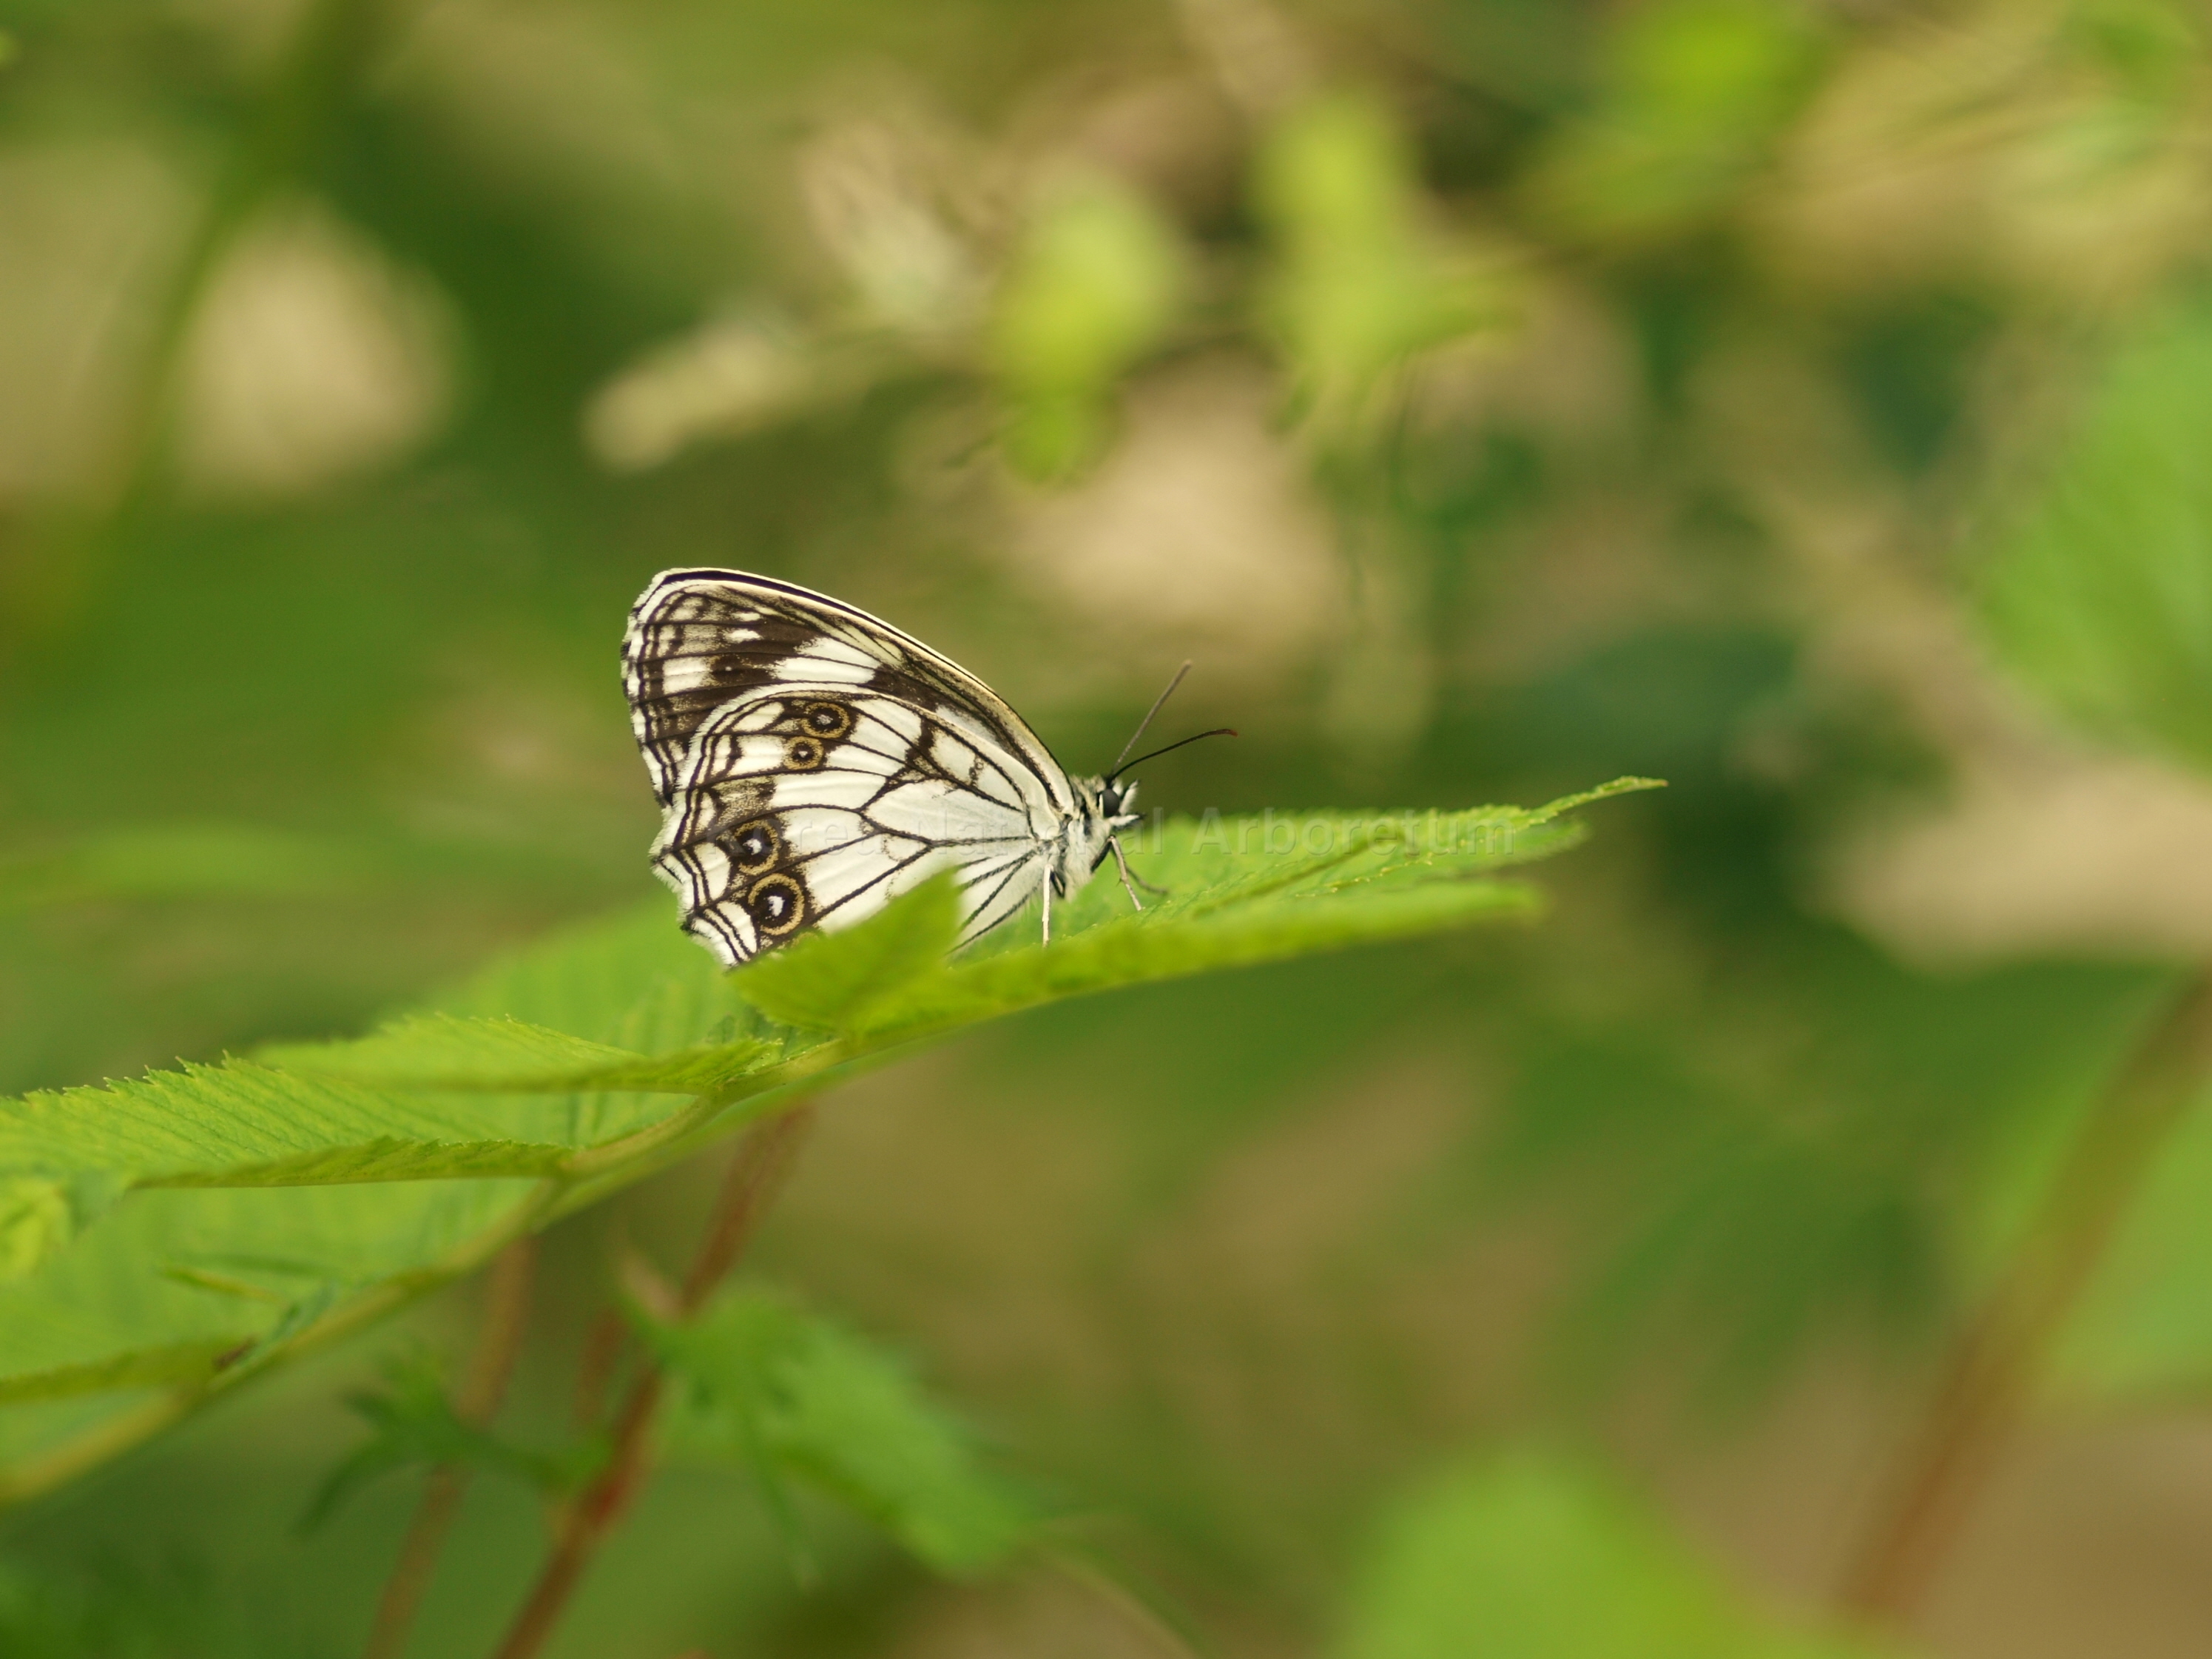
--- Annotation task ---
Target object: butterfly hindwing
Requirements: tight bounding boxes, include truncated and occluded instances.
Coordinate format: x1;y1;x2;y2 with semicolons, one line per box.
623;570;1081;966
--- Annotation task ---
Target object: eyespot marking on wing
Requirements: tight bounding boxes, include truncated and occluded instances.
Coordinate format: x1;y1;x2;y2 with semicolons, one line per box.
746;872;809;938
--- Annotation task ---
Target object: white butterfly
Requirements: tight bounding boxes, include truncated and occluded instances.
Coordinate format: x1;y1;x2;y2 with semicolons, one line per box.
621;568;1224;966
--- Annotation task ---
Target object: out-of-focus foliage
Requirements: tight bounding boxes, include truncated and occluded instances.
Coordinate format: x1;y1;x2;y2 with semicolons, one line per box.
991;176;1187;477
1531;0;1829;238
653;1287;1034;1575
1980;300;2212;775
0;1555;249;1659
9;0;2212;1653
1257;92;1500;431
1335;1449;1895;1659
2057;1088;2212;1404
303;1347;587;1532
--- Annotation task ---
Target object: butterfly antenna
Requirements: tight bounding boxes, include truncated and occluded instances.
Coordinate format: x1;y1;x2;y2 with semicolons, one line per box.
1115;726;1237;778
1110;662;1193;777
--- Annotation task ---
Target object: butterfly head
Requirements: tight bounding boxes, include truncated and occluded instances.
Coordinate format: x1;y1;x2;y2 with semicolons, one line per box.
1094;773;1139;822
1073;774;1142;841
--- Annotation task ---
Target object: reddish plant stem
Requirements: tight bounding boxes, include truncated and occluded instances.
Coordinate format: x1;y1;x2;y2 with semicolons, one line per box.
571;1308;628;1433
488;1108;814;1659
1838;967;2212;1626
363;1236;539;1659
489;1368;667;1659
677;1111;811;1311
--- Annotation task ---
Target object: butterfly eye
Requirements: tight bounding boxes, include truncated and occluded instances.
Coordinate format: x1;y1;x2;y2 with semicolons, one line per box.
803;701;852;738
746;872;807;936
730;818;780;873
783;736;826;770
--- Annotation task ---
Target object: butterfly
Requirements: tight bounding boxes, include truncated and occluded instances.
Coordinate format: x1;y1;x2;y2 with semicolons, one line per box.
621;568;1229;966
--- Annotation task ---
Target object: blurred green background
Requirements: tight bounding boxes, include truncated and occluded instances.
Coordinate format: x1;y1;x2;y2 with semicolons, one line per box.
10;0;2212;1653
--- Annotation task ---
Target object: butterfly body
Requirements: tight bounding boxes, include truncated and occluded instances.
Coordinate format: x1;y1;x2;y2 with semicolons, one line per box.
622;568;1144;966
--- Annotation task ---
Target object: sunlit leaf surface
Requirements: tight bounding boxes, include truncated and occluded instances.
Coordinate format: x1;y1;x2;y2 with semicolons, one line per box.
0;789;1646;1481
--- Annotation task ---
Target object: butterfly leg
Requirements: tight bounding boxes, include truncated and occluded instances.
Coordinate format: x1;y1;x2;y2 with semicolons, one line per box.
1041;873;1053;946
1107;835;1148;913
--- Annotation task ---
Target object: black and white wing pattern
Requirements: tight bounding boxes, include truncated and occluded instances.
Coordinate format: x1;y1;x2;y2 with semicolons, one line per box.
622;568;1085;966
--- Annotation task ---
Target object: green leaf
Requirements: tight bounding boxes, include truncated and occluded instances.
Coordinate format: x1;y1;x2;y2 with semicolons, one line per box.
857;787;1660;1038
0;787;1648;1496
651;1288;1033;1575
303;1350;590;1532
2054;1080;2212;1404
0;1181;70;1283
1528;0;1828;238
1335;1449;1902;1659
0;1061;590;1188
0;910;756;1195
1255;91;1505;430
1980;300;2212;777
0;1551;249;1659
431;902;739;1050
0;1340;250;1407
259;1013;777;1094
990;173;1187;478
0;1178;533;1413
733;872;961;1032
0;1174;122;1283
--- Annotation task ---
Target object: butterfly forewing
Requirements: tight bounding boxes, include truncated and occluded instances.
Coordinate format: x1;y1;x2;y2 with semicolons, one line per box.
622;568;1080;966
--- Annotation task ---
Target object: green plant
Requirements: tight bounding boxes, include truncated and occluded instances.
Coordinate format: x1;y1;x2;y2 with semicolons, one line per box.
0;784;1653;1655
16;0;2212;1652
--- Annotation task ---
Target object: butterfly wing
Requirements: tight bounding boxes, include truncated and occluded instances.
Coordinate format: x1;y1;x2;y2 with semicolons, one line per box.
622;568;1076;965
